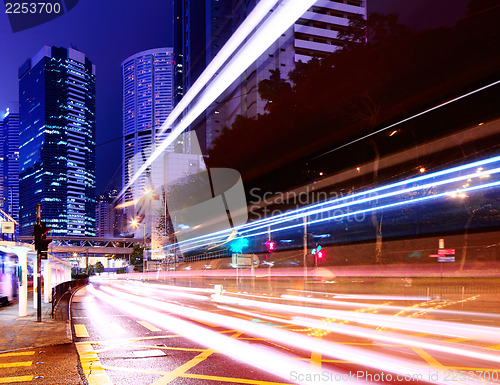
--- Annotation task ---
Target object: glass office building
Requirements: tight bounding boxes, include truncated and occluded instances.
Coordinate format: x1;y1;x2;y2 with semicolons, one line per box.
18;46;96;237
122;48;174;205
0;108;20;235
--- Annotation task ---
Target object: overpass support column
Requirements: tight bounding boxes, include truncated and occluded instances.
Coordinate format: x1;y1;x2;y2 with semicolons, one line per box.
33;254;37;309
18;250;28;317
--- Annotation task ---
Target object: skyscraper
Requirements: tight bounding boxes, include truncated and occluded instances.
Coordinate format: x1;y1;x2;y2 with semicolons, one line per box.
0;107;20;234
174;0;367;150
95;189;122;237
121;48;174;206
18;46;96;237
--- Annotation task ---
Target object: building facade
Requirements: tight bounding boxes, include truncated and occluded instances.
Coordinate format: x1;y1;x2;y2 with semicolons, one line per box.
121;48;175;206
96;189;121;238
174;0;367;150
18;46;96;237
0;108;20;233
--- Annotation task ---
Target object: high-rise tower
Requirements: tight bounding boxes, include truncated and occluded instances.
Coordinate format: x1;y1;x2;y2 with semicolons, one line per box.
121;48;174;207
18;46;96;237
0;107;20;234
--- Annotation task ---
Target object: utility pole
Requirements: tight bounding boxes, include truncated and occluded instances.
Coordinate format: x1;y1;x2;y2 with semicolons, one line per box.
36;203;41;322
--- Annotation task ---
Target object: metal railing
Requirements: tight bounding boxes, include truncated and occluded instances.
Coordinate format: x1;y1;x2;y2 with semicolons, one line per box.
183;249;230;263
51;277;88;319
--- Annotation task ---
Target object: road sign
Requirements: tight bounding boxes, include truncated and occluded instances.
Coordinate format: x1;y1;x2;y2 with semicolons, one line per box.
1;221;14;234
438;249;455;255
438;256;455;262
232;253;258;268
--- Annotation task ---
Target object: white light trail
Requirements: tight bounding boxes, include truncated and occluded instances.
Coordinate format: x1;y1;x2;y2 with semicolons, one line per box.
100;283;463;384
88;284;358;385
118;0;318;201
156;0;281;137
175;162;500;252
211;293;500;345
216;303;500;373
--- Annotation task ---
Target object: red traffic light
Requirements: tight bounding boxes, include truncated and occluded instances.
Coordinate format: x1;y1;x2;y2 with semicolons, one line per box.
34;222;52;258
317;250;324;259
265;240;275;251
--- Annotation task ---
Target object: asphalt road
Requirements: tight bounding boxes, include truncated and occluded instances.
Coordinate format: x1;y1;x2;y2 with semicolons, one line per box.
71;277;500;384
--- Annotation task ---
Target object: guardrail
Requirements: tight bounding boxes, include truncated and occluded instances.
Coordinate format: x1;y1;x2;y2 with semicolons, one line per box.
51;277;88;319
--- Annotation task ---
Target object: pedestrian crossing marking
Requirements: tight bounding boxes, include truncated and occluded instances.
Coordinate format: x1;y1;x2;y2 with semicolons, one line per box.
0;361;32;368
0;351;35;357
0;376;34;383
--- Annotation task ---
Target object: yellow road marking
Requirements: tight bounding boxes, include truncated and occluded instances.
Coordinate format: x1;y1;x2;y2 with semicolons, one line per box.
100;365;294;385
410;347;444;368
310;335;322;368
445;337;473;343
195;320;218;327
0;351;35;357
74;324;90;338
0;361;32;368
150;348;216;385
150;331;243;385
487;344;500;350
137;321;162;332
75;342;113;385
181;373;294;385
0;375;34;383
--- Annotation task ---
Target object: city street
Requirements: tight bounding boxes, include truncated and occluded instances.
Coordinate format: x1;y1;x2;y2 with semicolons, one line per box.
71;278;500;384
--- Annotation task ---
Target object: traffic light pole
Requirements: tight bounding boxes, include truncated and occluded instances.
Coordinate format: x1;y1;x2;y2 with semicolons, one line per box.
36;203;42;322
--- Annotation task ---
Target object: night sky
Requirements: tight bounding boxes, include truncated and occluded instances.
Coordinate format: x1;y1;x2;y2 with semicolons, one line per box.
0;0;469;194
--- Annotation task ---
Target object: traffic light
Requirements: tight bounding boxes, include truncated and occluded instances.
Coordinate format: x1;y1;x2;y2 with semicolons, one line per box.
230;237;249;254
265;240;275;251
34;222;52;259
312;245;323;258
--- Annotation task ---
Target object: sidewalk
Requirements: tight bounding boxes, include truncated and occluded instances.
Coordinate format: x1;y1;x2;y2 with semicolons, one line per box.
0;296;86;384
0;297;72;352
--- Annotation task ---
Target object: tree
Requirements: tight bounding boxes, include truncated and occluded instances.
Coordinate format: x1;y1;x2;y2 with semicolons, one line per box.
258;69;292;112
95;261;104;274
129;244;145;272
